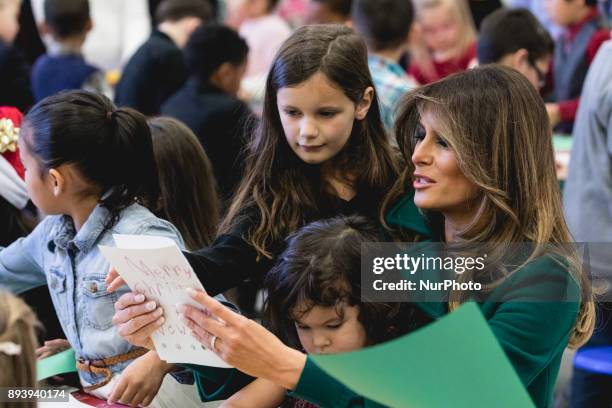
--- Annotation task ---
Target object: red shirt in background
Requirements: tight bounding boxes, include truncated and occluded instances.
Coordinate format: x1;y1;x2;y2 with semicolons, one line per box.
408;41;477;85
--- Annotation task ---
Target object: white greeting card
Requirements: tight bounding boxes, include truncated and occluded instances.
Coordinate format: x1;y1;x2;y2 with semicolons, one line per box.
99;235;231;368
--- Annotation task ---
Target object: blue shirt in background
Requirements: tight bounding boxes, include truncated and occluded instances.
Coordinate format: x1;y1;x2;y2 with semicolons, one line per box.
368;54;415;140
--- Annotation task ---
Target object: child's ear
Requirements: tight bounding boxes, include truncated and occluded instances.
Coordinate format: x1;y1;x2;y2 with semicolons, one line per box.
355;86;375;120
510;48;530;71
213;62;244;94
212;62;232;90
48;169;65;197
216;62;232;79
184;16;203;34
85;18;93;33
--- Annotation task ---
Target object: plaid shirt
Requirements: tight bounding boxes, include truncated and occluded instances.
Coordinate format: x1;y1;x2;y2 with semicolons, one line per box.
368;54;416;136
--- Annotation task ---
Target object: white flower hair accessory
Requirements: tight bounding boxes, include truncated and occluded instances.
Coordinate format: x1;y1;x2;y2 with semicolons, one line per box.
0;341;21;356
0;118;20;154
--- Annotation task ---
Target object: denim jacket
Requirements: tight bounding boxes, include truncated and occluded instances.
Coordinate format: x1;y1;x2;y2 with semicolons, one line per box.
0;203;184;385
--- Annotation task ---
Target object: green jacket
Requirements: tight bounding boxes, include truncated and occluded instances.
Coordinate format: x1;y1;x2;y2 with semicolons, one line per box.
191;192;581;408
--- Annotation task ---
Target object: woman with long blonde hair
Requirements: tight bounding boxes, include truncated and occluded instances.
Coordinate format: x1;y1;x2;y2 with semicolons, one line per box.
385;64;594;342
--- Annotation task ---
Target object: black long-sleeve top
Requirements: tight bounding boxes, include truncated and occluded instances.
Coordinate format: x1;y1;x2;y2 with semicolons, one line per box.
115;31;188;116
184;190;380;296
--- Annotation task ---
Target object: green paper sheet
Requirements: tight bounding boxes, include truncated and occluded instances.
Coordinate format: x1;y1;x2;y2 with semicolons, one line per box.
37;348;77;381
311;303;535;408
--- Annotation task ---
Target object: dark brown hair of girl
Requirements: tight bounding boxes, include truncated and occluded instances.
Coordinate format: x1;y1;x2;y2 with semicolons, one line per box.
219;24;399;259
23;91;159;228
148;117;220;249
263;216;428;349
382;65;594;347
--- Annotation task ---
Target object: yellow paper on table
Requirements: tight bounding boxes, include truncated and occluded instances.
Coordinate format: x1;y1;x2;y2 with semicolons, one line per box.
311;303;535;408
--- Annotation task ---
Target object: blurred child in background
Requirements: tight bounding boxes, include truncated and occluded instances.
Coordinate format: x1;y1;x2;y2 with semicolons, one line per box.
237;0;291;80
544;0;610;132
32;0;151;73
116;0;212;116
232;0;291;112
351;0;415;137
408;0;477;85
161;24;253;202
478;8;554;92
0;0;34;111
32;0;111;102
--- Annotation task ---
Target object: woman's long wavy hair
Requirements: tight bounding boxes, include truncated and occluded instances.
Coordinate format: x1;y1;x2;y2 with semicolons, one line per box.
382;65;594;347
219;24;399;258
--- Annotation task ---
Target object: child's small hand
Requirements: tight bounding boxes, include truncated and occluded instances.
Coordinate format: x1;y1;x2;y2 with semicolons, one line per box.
106;267;128;293
107;351;174;407
36;338;71;360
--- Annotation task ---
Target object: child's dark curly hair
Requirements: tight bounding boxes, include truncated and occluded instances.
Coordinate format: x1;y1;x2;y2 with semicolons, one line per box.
263;215;430;349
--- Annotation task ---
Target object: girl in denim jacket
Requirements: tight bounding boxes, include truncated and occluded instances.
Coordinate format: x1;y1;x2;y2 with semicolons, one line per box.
0;91;201;407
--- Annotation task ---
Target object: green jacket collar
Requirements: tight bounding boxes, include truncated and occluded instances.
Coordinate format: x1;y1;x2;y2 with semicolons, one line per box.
385;190;433;238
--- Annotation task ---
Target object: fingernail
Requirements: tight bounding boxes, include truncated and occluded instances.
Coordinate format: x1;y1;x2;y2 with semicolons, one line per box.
176;304;187;314
135;294;145;302
158;317;165;325
186;288;197;297
154;308;163;317
179;314;189;325
146;301;156;311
